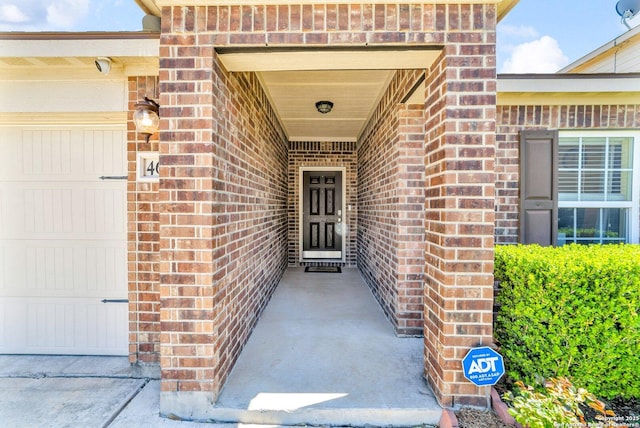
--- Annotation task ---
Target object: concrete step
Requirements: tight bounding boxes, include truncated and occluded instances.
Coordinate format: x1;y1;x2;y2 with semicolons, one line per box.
208;405;442;426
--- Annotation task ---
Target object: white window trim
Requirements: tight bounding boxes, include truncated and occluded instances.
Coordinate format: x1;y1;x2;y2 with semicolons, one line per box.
558;130;640;244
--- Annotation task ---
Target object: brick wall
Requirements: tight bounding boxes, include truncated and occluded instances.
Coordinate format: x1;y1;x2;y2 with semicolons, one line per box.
162;3;493;46
158;25;289;412
358;69;426;336
128;76;161;377
495;104;640;244
288;141;357;267
423;40;496;407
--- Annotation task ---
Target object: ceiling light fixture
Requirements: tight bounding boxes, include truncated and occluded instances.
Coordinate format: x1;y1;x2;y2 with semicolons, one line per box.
315;100;334;114
133;97;160;143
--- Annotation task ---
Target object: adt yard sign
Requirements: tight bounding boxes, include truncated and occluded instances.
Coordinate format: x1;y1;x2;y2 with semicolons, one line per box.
462;347;505;386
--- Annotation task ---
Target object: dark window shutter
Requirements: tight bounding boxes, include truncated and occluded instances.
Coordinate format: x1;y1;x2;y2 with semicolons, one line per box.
520;130;558;246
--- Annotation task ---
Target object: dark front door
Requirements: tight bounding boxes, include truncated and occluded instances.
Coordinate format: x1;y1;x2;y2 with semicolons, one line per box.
302;170;343;259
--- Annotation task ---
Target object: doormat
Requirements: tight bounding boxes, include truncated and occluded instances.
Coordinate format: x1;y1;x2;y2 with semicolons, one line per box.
305;266;342;273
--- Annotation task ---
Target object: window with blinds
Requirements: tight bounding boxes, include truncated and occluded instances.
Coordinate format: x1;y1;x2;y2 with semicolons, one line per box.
558;137;632;202
557;135;636;245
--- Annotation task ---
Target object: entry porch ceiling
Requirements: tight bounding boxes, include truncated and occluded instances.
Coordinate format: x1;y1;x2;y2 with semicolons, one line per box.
218;47;440;142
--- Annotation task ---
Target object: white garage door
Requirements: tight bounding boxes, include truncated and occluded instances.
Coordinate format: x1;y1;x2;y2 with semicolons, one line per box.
0;125;128;355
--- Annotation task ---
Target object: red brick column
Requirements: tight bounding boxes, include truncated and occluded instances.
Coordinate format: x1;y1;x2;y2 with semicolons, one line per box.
128;76;161;378
158;24;220;413
158;7;290;417
423;20;497;406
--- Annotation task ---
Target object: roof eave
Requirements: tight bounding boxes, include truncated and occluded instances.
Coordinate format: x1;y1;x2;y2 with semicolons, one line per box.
497;0;519;22
498;72;640;92
559;24;640;73
135;0;162;16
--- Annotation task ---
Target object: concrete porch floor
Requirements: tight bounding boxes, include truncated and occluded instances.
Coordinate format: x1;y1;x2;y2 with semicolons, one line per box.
208;267;442;426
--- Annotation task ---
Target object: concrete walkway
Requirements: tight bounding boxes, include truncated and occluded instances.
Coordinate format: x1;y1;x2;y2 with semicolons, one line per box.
209;267;441;426
0;267;442;427
0;355;157;428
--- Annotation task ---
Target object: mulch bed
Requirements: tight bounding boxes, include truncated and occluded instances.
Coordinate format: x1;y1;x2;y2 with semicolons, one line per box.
455;407;513;428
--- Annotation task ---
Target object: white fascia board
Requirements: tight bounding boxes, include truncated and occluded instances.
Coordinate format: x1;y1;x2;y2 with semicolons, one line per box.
0;37;159;58
497;74;640;93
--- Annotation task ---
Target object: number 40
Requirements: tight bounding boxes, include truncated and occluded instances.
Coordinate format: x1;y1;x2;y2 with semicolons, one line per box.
146;160;160;176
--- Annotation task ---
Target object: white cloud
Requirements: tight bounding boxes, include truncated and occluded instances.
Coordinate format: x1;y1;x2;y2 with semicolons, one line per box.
498;24;539;39
0;4;29;24
501;36;570;74
46;0;89;29
0;0;90;30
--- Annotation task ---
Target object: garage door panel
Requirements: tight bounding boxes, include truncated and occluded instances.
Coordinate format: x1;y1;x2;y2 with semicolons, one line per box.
0;300;5;348
0;184;125;239
0;128;125;180
0;246;4;290
22;129;73;177
83;130;126;175
1;241;126;298
0;297;127;355
0;124;127;356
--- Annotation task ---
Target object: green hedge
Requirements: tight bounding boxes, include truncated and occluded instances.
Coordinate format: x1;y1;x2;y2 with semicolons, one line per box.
494;244;640;400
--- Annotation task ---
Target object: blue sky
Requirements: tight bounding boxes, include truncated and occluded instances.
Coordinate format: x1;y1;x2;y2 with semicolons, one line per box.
1;0;639;73
498;0;639;72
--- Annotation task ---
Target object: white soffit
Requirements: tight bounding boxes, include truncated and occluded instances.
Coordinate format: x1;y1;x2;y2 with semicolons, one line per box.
0;35;160;78
259;69;394;141
217;48;441;72
218;48;438;141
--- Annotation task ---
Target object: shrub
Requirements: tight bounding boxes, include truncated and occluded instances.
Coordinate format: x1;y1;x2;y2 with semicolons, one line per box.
494;244;640;400
503;377;615;428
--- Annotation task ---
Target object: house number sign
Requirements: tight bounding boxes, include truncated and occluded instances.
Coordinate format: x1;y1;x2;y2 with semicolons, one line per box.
137;152;160;181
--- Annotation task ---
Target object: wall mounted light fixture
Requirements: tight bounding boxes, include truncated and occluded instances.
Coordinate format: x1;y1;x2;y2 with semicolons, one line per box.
315;100;334;114
133;97;160;143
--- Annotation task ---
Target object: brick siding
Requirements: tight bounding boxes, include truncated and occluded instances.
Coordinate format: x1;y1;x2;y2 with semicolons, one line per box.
158;34;289;409
495;104;640;244
128;76;161;377
288;141;357;267
422;44;496;407
358;69;426;337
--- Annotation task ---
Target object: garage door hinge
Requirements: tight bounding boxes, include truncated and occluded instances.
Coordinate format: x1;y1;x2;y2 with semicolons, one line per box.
99;175;128;180
101;299;129;303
